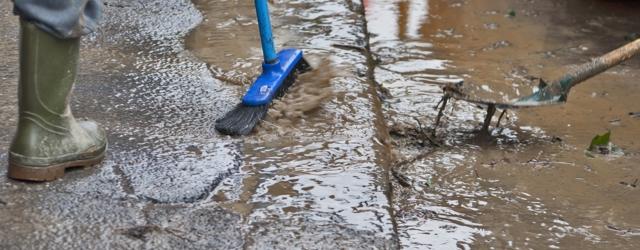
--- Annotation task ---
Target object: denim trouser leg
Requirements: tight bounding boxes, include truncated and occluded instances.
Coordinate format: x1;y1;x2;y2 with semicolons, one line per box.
13;0;102;39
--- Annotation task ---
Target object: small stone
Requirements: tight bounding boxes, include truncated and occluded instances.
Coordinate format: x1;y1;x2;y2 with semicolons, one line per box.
484;23;499;30
186;145;203;156
609;119;621;126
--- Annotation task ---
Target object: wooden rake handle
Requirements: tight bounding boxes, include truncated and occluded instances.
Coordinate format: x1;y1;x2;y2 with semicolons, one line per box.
554;38;640;92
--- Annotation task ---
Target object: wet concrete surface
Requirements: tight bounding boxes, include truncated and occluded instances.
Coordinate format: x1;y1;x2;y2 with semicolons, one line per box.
1;0;246;248
1;0;396;248
1;0;639;249
186;0;397;248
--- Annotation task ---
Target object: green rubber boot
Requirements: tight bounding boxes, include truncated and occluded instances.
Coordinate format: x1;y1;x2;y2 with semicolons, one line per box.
7;21;107;182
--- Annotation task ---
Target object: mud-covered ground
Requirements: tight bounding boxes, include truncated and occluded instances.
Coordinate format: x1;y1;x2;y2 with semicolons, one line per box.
0;0;639;249
368;0;640;249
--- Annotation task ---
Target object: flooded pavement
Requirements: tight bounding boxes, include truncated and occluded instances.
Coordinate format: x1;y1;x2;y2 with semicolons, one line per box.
0;0;639;249
186;0;397;248
0;0;396;248
366;0;640;248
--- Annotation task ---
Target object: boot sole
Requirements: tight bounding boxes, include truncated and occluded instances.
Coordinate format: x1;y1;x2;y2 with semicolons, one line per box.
8;152;106;182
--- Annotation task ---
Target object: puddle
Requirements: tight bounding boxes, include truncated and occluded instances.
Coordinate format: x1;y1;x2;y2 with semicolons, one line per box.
186;0;397;247
366;0;640;248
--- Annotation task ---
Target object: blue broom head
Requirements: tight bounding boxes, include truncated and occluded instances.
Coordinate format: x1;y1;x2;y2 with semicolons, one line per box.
242;48;304;106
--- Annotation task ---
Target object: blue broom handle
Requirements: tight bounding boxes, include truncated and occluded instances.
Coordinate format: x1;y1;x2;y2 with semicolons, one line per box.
255;0;278;64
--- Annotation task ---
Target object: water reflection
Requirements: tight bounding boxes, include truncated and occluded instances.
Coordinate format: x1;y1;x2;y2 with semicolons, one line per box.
365;0;429;40
366;1;491;248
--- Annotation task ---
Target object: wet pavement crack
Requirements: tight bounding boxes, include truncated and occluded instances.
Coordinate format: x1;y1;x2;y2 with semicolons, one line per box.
138;162;239;204
356;0;401;245
121;225;194;242
112;164;135;195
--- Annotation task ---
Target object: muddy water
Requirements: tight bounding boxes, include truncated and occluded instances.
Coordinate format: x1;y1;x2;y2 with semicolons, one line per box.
186;0;397;247
264;58;335;133
367;0;640;249
185;0;640;248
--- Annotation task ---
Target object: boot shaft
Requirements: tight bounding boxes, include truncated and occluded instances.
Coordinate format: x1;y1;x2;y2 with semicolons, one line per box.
19;20;80;130
8;21;107;176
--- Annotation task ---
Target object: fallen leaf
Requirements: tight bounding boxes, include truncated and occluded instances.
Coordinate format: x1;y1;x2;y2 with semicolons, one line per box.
588;131;611;152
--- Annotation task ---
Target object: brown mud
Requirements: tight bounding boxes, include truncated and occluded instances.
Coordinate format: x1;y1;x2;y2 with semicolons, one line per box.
187;0;640;248
366;0;640;248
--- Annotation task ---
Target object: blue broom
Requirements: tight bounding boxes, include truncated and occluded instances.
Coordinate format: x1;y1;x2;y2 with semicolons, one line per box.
215;0;310;135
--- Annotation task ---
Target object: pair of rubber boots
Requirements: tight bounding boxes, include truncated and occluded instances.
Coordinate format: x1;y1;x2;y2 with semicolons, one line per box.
7;21;107;182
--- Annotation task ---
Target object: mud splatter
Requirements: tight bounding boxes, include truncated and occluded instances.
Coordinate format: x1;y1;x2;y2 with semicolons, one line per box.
262;57;335;132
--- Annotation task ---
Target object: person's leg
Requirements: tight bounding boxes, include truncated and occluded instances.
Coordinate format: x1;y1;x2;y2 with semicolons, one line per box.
13;0;102;39
8;1;106;181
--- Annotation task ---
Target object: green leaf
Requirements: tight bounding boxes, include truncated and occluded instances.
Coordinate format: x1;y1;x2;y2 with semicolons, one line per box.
508;10;516;17
588;131;611;151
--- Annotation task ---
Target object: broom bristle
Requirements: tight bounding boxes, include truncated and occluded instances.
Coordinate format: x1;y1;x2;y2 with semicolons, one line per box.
215;104;269;135
215;59;311;136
